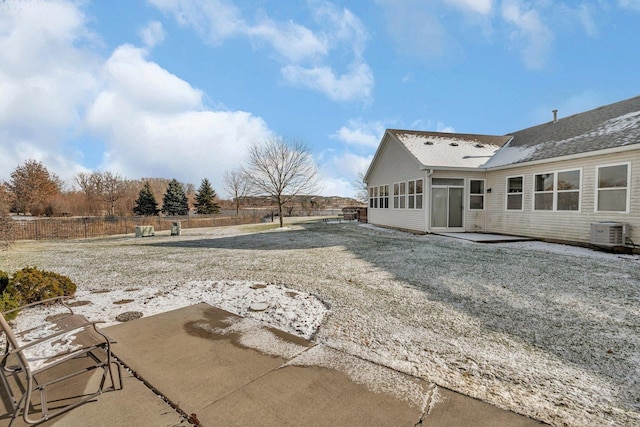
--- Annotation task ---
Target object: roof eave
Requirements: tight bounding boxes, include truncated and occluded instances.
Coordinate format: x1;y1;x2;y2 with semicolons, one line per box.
486;142;640;171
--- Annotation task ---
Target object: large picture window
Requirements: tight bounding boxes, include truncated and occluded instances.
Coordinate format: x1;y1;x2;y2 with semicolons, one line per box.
408;179;423;209
596;163;629;212
393;182;406;209
506;176;523;210
469;180;484;210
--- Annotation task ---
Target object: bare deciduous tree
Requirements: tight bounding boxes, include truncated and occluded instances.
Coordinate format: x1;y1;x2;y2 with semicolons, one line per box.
8;159;62;216
352;169;369;203
222;169;249;216
242;137;320;227
75;171;127;216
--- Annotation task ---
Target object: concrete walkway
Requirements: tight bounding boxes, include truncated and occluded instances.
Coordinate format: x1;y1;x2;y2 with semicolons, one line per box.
1;304;545;426
436;232;533;243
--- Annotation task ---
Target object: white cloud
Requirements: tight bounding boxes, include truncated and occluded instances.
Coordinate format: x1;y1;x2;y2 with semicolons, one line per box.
0;0;273;191
149;0;373;103
139;21;165;48
86;45;272;189
0;0;100;183
281;62;373;103
102;45;203;112
247;18;328;63
501;0;553;69
619;0;640;11
317;151;373;198
444;0;493;15
150;0;243;44
331;119;385;148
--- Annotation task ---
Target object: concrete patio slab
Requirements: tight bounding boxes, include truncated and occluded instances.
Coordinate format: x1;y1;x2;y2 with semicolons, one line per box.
436;232;533;243
2;304;547;426
105;303;313;416
0;362;188;427
426;387;546;426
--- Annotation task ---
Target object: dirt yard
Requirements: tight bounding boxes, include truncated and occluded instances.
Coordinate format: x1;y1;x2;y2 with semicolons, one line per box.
2;219;638;427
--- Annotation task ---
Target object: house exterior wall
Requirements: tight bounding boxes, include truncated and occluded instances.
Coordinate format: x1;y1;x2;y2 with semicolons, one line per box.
366;138;428;233
430;170;489;232
485;150;640;244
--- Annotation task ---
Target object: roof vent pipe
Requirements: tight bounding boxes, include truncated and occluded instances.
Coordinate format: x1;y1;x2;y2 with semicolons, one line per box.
552;109;558;123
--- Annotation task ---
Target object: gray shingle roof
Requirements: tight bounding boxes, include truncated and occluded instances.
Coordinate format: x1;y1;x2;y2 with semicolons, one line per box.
484;95;640;167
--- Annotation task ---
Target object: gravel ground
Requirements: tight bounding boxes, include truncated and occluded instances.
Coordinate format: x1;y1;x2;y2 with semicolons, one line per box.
1;219;639;426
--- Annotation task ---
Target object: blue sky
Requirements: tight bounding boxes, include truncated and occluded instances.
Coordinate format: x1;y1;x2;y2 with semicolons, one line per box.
1;0;639;198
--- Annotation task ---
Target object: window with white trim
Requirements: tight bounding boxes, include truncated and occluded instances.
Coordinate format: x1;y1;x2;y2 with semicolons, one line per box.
369;186;378;208
408;179;423;209
596;163;629;212
533;170;580;211
379;185;389;209
506;176;523;210
534;173;554;210
393;182;406;208
469;180;484;210
557;169;580;211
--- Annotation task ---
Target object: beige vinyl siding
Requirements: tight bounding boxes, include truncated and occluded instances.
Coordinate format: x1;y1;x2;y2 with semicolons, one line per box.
367;138;428;233
485;150;640;244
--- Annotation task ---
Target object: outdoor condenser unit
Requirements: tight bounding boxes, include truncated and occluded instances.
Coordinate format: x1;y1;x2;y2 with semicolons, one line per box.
590;222;629;247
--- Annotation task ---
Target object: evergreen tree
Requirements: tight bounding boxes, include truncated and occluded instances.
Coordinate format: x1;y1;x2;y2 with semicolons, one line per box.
162;179;189;215
133;182;160;216
194;178;220;215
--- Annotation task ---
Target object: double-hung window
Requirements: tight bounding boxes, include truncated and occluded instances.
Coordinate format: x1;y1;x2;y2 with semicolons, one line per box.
596;163;630;212
369;187;378;208
557;170;580;211
407;179;423;209
469;180;484;210
506;176;523;210
379;185;389;209
534;173;554;210
393;182;406;208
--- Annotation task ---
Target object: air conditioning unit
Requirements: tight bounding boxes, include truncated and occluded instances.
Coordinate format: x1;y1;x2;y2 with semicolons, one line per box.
590;222;629;247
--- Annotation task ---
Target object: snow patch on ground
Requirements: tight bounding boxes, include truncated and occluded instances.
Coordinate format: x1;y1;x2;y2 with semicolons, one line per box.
12;280;328;340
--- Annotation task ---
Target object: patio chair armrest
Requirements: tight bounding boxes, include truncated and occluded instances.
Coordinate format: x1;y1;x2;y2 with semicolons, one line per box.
9;321;106;354
2;296;75;316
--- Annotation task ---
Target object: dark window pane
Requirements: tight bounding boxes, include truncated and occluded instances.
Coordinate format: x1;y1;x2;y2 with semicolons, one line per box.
507;194;522;210
558;191;579;211
558;170;580;190
598;165;627;188
470;195;484;210
534;193;553;210
470;180;484;194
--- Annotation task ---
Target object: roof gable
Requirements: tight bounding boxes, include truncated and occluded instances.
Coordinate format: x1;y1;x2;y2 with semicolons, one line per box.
485;95;640;167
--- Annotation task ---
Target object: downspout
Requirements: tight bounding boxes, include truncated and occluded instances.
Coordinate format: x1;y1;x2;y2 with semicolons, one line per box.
426;169;434;233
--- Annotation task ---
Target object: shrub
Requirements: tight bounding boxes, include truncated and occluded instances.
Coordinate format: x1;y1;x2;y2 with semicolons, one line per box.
7;267;77;306
0;292;20;321
0;270;8;293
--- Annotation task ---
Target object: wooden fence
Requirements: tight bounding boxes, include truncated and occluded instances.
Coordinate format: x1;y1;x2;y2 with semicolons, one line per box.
12;210;271;241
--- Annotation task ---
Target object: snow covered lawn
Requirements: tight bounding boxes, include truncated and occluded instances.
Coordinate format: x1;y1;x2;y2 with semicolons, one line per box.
2;220;638;426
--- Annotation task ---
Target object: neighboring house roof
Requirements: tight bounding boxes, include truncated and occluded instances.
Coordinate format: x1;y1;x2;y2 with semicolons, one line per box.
387;129;510;169
484;95;640;168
